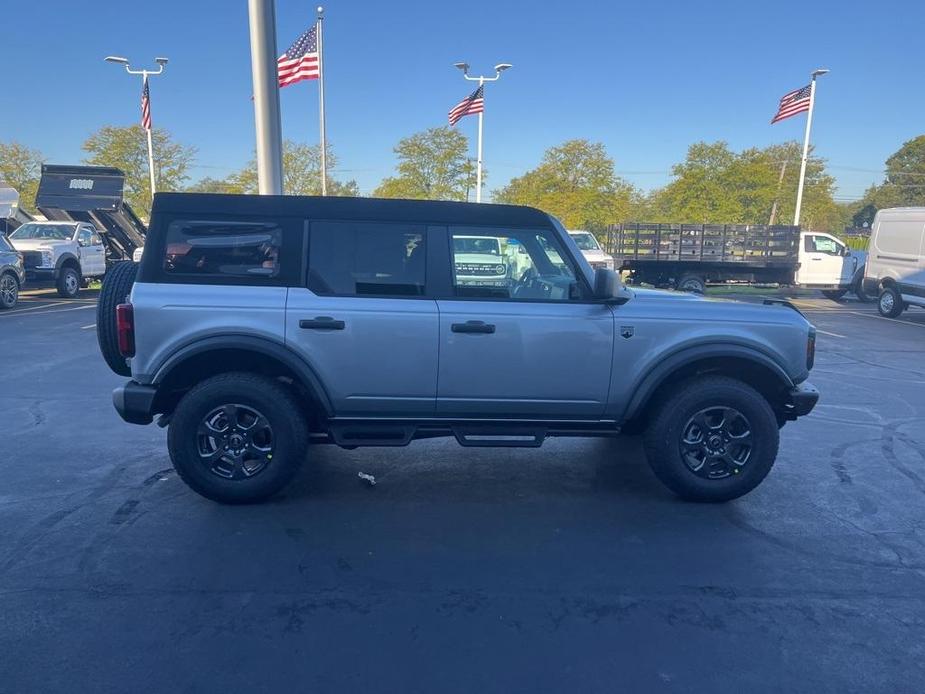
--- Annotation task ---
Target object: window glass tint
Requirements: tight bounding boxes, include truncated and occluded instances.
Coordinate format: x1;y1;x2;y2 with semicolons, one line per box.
450;228;578;301
308;222;425;296
77;229;93;245
163;220;281;279
807;235;840;255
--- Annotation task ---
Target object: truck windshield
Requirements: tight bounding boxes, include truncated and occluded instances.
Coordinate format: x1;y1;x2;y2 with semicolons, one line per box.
10;223;75;241
454;237;501;255
569;232;601;251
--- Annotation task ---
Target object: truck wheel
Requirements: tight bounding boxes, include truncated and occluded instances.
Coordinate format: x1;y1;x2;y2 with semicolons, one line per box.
822;289;847;301
854;282;875;303
168;372;308;504
643;376;779;502
0;272;19;309
56;265;81;298
676;274;706;294
96;261;138;376
877;286;904;318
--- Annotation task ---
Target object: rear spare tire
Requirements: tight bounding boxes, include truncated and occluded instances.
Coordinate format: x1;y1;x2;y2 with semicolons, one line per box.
97;261;138;376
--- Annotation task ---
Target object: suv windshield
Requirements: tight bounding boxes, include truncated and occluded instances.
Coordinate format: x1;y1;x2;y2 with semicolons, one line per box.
569;232;601;251
454;237;501;256
10;223;75;241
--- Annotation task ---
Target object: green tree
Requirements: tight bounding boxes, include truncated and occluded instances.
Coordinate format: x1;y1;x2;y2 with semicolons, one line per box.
858;135;925;214
230;140;358;196
0;141;43;212
374;127;476;201
492;139;636;229
83;125;196;214
184;176;246;194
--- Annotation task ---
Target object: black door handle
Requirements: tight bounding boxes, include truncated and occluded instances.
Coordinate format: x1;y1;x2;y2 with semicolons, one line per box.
300;316;345;330
451;320;495;334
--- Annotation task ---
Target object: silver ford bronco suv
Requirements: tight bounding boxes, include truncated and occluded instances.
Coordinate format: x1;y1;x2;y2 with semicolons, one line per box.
99;193;818;504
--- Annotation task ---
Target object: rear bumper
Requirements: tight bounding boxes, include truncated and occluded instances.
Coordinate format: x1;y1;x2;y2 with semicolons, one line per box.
782;382;819;420
112;381;157;425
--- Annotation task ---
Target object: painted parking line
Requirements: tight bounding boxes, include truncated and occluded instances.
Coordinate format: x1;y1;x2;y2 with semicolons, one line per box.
847;311;925;329
80;323;97;330
0;305;96;319
0;301;72;315
816;329;847;339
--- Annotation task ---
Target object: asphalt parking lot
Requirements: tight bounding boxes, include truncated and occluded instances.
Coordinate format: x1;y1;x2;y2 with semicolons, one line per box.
1;287;924;693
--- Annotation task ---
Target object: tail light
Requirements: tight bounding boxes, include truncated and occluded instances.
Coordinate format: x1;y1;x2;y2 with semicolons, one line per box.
116;303;135;357
806;328;816;370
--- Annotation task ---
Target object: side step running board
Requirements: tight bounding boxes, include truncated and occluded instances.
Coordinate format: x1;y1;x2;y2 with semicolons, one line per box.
453;427;546;448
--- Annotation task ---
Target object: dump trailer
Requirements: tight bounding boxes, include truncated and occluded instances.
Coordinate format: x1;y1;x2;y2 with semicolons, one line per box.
0;185;34;235
35;164;146;264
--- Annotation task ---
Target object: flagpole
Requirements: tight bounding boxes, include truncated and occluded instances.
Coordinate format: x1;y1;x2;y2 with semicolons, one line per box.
144;77;157;197
476;77;484;203
793;68;829;226
316;6;327;196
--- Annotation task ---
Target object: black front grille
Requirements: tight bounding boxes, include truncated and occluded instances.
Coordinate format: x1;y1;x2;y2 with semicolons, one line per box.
22;251;43;269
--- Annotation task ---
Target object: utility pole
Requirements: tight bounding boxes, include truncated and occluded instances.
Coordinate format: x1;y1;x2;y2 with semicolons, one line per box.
453;62;512;202
247;0;284;194
793;68;829;226
768;160;789;225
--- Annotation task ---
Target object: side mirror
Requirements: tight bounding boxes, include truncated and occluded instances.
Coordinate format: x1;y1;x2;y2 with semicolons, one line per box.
593;268;619;300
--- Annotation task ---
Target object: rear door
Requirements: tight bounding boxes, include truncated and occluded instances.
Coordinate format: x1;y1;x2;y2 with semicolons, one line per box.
285;220;440;416
435;226;614;418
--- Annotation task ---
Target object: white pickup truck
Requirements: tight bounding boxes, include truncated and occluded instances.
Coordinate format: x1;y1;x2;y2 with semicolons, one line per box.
8;221;107;297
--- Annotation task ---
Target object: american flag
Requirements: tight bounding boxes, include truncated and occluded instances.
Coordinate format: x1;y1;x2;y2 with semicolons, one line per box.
771;84;812;124
448;86;484;126
141;77;152;131
278;25;319;87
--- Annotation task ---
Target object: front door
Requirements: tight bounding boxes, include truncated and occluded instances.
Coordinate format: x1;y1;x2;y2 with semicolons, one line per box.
77;226;106;276
436;226;614;418
796;233;850;286
285;220;439;416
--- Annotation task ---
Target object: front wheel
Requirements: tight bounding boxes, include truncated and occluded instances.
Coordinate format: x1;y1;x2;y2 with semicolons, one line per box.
168;372;308;504
56;266;80;298
822;289;848;301
0;272;19;309
643;376;780;502
877;286;904;318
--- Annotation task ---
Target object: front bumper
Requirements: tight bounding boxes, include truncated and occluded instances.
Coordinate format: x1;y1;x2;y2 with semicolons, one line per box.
781;382;819;420
25;268;56;281
113;381;158;425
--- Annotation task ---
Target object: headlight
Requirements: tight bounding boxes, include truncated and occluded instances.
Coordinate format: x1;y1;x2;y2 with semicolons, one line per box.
40;250;55;267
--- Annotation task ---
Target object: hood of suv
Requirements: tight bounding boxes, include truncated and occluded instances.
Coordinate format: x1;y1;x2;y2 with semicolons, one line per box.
627;286;810;326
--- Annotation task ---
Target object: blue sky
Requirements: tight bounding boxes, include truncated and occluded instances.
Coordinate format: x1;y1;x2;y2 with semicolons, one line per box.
2;0;922;202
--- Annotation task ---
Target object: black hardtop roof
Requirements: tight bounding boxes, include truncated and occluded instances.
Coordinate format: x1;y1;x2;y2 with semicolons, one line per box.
151;192;554;228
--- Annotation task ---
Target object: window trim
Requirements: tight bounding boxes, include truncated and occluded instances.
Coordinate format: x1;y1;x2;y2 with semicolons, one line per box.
305;219;432;300
436;225;597;304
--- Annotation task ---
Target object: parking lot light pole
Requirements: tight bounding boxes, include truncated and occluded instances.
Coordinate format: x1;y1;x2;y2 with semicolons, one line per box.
454;62;512;203
793;68;829;227
247;0;284;195
105;56;168;199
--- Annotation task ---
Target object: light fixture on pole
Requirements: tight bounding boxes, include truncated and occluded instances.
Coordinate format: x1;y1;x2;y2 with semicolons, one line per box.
453;61;512;202
105;55;169;200
793;68;829;227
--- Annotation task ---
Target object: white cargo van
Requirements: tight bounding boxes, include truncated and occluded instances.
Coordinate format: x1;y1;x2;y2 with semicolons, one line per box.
862;208;925;317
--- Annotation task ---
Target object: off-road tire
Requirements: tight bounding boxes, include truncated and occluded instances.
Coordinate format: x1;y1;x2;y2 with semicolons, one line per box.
0;271;19;309
877;286;904;318
643;376;780;502
56;265;81;298
97;261;138;376
168;372;308;504
822;289;848;301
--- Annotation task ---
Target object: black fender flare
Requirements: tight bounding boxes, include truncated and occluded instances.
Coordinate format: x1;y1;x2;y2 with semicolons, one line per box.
55;252;80;278
621;343;795;421
151;334;334;417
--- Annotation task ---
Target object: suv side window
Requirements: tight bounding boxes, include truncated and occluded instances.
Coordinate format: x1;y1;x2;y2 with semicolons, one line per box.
163;219;282;279
308;221;426;297
449;227;580;301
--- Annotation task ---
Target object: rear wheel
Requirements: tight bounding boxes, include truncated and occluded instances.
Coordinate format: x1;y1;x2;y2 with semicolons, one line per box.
854;281;875;303
0;272;19;309
56;265;81;298
96;261;138;376
822;289;847;301
643;376;779;502
676;274;706;294
168;372;308;504
877;286;904;318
